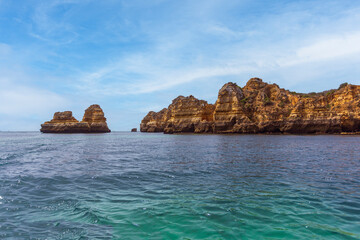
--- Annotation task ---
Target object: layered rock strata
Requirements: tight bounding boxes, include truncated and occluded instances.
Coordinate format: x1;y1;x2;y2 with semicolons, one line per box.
140;78;360;134
141;95;215;134
40;104;111;133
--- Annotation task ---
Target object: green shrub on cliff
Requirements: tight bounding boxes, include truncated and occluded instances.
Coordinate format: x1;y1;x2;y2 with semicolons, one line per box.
264;96;271;105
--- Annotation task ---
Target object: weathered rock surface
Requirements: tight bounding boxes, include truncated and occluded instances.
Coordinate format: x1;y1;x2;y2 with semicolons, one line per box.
140;95;214;134
81;104;111;133
40;104;111;133
140;78;360;134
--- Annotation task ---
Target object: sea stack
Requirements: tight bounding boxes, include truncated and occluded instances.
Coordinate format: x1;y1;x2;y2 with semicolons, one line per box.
131;128;137;132
40;104;111;133
140;78;360;134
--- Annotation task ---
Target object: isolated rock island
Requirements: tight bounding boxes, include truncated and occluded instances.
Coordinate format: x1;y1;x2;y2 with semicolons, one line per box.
40;104;111;133
140;78;360;134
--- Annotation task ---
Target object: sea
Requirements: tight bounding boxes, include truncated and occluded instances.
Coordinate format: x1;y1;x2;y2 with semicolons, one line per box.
0;132;359;239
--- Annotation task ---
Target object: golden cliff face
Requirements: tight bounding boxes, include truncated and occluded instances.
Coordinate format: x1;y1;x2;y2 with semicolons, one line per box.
140;95;214;133
140;78;360;134
81;104;111;133
40;104;111;133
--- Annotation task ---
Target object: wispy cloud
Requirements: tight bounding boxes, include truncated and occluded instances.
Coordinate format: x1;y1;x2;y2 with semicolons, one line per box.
288;32;360;65
0;84;67;116
205;24;258;40
29;0;82;44
1;0;360;130
0;73;69;130
74;28;360;96
54;1;358;99
0;43;11;56
77;63;256;96
0;42;68;130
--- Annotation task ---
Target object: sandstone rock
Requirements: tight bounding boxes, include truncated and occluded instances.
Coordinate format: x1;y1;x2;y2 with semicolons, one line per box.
140;78;360;134
81;104;111;133
131;128;137;132
140;109;169;132
40;104;110;133
40;111;89;133
213;82;249;133
140;95;214;133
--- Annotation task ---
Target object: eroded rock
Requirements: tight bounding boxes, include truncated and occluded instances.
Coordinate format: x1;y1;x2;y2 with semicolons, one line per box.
140;95;214;133
81;104;111;133
140;78;360;134
40;104;110;133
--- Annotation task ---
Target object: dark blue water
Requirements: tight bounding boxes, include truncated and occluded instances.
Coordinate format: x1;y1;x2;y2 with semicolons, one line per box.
0;132;360;239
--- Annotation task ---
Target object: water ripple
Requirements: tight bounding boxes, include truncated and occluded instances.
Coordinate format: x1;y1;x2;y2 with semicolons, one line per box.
0;132;360;239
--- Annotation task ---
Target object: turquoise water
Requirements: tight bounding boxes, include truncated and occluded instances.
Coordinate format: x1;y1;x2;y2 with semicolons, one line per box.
0;132;360;239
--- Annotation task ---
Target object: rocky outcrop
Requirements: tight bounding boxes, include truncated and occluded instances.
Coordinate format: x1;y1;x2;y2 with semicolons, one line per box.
81;104;111;133
131;128;137;132
140;78;360;134
140;95;215;134
40;104;111;133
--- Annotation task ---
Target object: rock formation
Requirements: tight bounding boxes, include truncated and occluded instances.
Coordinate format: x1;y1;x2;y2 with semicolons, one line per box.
140;95;215;134
40;104;111;133
140;78;360;134
131;128;137;132
81;104;111;133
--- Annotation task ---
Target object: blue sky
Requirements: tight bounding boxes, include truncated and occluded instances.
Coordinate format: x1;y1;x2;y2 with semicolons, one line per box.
1;0;360;131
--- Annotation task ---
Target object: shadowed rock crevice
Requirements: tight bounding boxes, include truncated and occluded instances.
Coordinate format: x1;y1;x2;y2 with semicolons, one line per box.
140;78;360;134
40;104;111;133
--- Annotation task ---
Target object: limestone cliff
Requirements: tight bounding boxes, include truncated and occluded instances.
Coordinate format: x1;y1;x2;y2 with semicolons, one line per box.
40;104;111;133
140;95;214;134
140;78;360;134
81;104;111;133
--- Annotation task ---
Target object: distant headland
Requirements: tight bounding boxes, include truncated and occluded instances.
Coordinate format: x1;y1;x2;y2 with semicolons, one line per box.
140;78;360;134
40;104;110;133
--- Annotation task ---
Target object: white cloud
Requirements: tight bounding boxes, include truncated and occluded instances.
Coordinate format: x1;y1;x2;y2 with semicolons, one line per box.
29;0;82;44
0;46;69;124
0;84;67;116
279;32;360;67
22;0;360;100
73;31;360;97
0;43;11;56
206;24;257;40
2;0;360;131
75;52;256;96
0;79;69;130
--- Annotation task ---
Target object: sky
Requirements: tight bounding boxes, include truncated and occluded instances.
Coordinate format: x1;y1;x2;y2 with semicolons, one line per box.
1;0;360;131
